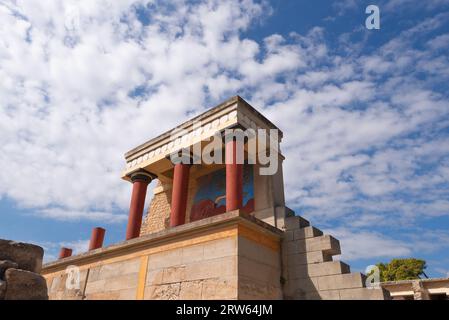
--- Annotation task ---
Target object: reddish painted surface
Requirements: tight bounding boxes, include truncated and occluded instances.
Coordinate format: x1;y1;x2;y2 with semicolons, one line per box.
126;179;150;240
58;247;72;259
190;199;226;222
170;163;190;227
190;198;254;222
226;139;243;211
89;227;106;251
242;198;255;214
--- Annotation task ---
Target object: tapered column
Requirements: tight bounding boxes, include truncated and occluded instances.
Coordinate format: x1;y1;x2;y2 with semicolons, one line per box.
226;138;243;211
58;247;72;259
126;170;154;240
169;163;191;227
88;227;106;251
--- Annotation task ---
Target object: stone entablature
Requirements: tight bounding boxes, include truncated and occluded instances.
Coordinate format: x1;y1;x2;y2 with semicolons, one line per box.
121;96;284;182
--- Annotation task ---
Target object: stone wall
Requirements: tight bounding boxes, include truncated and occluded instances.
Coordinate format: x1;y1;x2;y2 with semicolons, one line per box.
43;211;282;300
140;180;171;236
281;213;390;300
0;239;48;300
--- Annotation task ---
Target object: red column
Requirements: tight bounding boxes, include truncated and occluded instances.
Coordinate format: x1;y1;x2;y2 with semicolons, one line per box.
169;163;191;227
226;139;243;211
126;170;154;240
89;227;105;251
58;247;72;259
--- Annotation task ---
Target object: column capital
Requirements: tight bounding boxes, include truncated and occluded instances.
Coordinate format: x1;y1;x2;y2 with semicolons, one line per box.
128;169;157;183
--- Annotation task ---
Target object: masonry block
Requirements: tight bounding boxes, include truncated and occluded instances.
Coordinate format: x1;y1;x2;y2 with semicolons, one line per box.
284;216;310;230
339;287;390;300
284;251;333;266
288;261;350;279
293;226;323;240
317;273;365;291
284;235;341;256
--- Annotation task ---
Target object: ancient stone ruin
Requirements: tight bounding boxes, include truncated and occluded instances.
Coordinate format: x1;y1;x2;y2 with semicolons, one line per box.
0;239;48;300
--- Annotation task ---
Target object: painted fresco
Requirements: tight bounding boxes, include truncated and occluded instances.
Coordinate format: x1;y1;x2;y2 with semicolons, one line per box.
190;165;254;222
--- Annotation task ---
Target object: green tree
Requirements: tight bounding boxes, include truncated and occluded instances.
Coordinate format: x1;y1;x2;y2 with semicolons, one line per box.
374;258;427;282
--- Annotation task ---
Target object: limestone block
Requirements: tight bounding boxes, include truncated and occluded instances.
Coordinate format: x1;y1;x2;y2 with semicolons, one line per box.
146;269;164;286
0;239;44;273
0;260;19;278
104;272;138;291
4;268;48;300
145;283;181;300
184;256;237;281
283;216;310;230
202;277;238;300
86;265;101;282
293;226;323;240
339;287;390;300
0;280;6;299
85;291;120;300
239;236;280;268
284;251;333;266
84;279;106;294
239;256;280;286
288;261;350;279
304;290;341;300
239;277;282;300
284;230;294;242
181;243;204;264
179;280;203;299
284;277;320;298
203;238;237;260
317;273;365;291
98;258;140;279
162;266;186;284
117;288;137;300
284;235;340;256
148;249;183;270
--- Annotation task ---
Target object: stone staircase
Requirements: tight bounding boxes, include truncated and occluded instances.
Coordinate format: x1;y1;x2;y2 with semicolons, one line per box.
281;212;390;300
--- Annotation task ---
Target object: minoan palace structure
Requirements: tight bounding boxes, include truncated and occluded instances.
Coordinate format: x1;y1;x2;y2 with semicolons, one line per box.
42;96;390;300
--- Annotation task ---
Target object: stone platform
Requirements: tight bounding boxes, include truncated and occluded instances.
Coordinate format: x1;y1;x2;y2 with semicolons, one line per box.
42;209;389;300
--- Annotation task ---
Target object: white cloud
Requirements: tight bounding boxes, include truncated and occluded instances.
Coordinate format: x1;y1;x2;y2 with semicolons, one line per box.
328;228;412;261
0;0;449;264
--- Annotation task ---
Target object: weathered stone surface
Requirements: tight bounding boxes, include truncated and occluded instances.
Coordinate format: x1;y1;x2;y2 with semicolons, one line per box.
0;280;6;299
4;268;48;300
0;260;19;278
0;239;44;273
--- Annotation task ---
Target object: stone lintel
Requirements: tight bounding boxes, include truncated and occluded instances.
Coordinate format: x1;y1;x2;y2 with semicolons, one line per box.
121;96;284;181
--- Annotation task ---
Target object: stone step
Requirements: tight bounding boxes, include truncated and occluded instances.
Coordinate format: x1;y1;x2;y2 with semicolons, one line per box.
293;226;323;240
283;215;310;230
338;287;391;300
284;235;341;256
317;272;366;291
288;261;351;279
283;251;333;266
302;287;390;300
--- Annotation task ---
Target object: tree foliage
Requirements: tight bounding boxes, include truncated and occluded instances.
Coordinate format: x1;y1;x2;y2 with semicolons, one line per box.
375;258;427;282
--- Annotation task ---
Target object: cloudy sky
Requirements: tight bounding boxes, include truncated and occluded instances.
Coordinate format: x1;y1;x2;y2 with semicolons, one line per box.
1;0;448;277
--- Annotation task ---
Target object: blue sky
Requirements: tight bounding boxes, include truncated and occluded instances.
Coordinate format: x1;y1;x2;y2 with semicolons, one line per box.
0;0;449;277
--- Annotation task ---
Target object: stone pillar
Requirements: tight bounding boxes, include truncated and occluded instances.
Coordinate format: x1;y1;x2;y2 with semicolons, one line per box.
412;280;430;300
226;138;243;211
88;227;105;251
126;169;155;240
169;163;191;227
58;247;72;259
